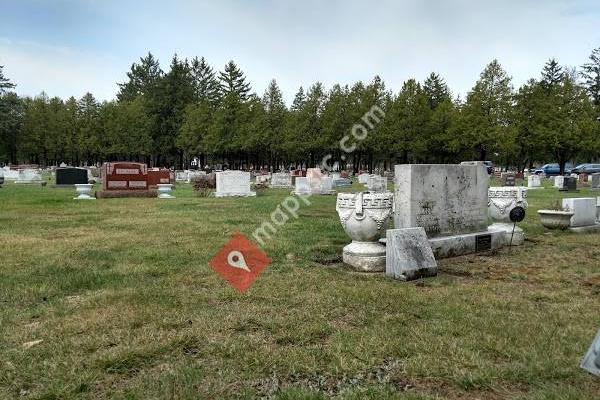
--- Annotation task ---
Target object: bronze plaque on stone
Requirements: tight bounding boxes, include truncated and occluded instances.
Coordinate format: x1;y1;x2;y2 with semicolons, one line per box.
475;234;492;252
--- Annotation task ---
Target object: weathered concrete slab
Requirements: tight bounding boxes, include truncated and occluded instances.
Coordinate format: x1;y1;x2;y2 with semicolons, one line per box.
386;227;437;281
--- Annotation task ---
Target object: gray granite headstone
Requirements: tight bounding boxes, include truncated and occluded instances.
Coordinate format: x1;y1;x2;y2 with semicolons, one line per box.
386;227;438;281
592;173;600;190
393;164;489;238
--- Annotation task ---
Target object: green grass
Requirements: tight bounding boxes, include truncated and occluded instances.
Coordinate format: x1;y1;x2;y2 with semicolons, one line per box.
0;179;599;399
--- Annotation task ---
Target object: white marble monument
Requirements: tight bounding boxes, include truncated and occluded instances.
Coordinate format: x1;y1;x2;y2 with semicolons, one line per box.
358;173;370;185
527;174;542;189
15;169;43;184
293;177;311;195
562;198;600;232
271;172;293;188
554;175;565;189
215;171;256;197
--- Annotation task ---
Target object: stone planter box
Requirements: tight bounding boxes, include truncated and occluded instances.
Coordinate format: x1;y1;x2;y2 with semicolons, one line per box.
157;184;175;199
74;184;95;200
538;210;574;230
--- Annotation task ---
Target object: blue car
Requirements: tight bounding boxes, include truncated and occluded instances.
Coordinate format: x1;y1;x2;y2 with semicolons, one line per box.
534;163;574;176
570;163;600;174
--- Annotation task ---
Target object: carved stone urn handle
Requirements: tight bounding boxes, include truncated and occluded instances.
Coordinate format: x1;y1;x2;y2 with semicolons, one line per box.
354;192;366;221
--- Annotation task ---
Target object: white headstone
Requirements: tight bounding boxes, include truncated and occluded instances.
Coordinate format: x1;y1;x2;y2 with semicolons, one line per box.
271;172;293;188
554;176;565;188
366;175;387;192
562;198;597;227
175;171;187;182
320;176;335;194
293;177;311;195
15;169;43;184
215;171;256;197
358;173;370;184
187;170;206;183
528;174;541;188
393;164;489;237
2;166;18;181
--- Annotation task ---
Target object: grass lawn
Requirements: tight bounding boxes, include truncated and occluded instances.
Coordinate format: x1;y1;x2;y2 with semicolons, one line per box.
1;179;599;399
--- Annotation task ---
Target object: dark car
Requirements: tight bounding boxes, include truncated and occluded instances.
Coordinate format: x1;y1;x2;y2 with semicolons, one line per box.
570;163;600;174
483;161;494;174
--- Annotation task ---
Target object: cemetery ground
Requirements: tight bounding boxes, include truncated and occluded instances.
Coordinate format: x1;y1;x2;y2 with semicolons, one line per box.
1;181;599;400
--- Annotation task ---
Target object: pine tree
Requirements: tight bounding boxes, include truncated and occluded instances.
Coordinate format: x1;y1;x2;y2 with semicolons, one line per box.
190;57;221;105
581;47;600;106
76;93;101;164
219;61;251;101
0;65;16;94
423;72;451;109
261;79;287;169
155;55;196;167
454;59;514;161
117;52;163;102
283;87;307;165
0;92;24;164
541;58;565;90
384;79;431;163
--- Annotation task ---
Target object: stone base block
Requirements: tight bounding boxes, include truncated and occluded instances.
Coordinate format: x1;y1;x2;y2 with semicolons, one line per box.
96;190;157;198
428;229;506;259
342;241;385;272
214;191;256;197
568;223;600;233
488;223;525;246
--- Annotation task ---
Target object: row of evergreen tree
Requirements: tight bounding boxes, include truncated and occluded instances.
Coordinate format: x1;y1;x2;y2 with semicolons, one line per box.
1;48;599;172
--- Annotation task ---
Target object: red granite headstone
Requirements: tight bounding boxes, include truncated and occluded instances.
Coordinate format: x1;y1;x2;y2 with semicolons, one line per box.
147;169;172;189
102;162;148;191
291;170;306;177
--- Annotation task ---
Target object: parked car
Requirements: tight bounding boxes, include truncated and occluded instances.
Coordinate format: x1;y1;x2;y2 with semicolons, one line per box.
570;163;600;174
534;163;560;176
483;161;494;174
534;163;574;176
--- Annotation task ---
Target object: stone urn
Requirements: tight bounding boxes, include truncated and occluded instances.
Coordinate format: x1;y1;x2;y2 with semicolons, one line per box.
488;187;528;245
157;184;175;199
336;191;393;272
537;210;574;230
74;184;95;200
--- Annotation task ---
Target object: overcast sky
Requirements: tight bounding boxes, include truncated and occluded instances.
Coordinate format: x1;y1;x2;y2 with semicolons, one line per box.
1;0;599;104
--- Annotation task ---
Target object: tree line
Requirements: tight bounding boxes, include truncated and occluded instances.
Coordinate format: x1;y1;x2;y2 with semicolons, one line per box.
1;48;599;173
